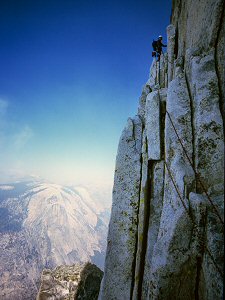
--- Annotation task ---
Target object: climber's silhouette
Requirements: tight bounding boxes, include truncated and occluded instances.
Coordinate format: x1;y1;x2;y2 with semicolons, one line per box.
152;35;167;61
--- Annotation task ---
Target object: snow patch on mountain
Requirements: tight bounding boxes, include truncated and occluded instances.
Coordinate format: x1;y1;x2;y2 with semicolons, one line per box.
0;180;110;300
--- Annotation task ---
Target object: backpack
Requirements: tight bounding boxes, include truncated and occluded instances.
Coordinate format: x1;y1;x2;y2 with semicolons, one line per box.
152;40;158;51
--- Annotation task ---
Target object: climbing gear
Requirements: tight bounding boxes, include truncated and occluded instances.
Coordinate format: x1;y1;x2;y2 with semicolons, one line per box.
152;40;158;51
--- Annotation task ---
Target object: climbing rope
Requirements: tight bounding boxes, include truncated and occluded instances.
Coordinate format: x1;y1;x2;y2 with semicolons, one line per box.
166;110;224;226
164;161;190;218
164;160;224;278
205;247;224;278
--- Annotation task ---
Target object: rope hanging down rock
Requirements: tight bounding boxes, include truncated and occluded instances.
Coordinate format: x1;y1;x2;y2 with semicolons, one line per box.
166;110;224;226
164;161;190;218
164;160;224;278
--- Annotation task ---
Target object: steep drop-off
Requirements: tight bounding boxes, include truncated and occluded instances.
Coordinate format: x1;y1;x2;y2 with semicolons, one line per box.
0;181;109;300
37;262;103;300
99;1;224;299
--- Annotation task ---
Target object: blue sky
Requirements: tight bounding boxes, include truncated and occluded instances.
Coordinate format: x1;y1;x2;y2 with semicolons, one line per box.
0;0;171;186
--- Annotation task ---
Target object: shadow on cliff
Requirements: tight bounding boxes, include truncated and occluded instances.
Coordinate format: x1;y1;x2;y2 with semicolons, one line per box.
74;262;103;300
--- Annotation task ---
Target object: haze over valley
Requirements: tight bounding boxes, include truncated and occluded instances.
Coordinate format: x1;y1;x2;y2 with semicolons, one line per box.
0;180;110;300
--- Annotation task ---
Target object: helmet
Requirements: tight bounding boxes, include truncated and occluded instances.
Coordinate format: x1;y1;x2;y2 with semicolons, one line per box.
158;35;163;39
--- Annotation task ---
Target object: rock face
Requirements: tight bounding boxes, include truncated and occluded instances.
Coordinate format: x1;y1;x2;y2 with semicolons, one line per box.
0;181;109;300
36;262;103;300
99;1;224;299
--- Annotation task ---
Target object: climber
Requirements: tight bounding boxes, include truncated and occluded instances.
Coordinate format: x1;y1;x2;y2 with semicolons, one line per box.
152;35;167;61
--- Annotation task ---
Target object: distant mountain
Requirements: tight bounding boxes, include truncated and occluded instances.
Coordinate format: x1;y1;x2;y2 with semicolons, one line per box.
0;180;110;300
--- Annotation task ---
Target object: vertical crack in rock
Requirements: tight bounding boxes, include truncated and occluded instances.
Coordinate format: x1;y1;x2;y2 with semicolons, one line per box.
195;217;207;300
214;0;225;128
160;103;166;160
130;119;144;300
174;24;179;59
184;72;197;192
142;90;166;299
136;160;152;300
158;90;167;159
130;155;143;300
189;193;208;300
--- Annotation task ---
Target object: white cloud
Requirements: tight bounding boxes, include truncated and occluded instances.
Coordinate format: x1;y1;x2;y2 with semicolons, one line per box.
14;125;34;149
0;185;15;191
0;167;29;183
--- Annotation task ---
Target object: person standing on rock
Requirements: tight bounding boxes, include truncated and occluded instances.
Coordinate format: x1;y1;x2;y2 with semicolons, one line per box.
152;35;167;61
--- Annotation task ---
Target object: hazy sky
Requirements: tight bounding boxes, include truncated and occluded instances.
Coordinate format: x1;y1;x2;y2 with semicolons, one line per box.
0;0;171;186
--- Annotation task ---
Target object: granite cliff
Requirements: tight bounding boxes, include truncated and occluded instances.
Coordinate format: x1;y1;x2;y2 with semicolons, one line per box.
99;0;224;299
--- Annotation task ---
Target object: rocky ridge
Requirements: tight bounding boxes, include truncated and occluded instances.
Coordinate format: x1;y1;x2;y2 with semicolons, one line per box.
99;0;224;299
36;262;103;300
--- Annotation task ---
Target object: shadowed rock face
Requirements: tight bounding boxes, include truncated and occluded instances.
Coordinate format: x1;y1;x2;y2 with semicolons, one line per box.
36;262;103;300
0;181;109;300
99;0;224;299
